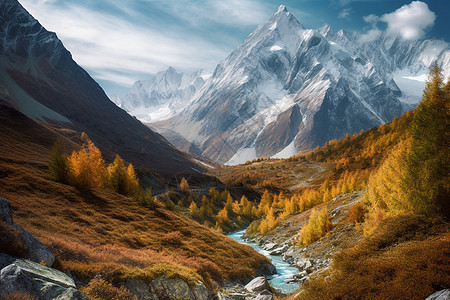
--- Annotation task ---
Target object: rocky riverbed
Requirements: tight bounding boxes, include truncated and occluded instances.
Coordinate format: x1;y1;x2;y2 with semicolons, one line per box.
239;192;365;296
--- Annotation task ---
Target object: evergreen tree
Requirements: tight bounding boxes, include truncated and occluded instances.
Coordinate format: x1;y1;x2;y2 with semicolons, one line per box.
107;155;128;194
404;65;450;218
126;163;139;195
224;194;233;216
49;139;68;183
189;201;200;220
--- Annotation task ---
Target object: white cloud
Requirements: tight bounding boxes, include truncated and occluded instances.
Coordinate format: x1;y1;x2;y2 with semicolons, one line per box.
381;1;436;40
360;28;382;43
363;14;378;25
338;8;351;19
18;0;273;89
360;1;436;43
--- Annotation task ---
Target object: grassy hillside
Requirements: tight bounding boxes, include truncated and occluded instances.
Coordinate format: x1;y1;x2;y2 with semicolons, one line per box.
0;105;271;290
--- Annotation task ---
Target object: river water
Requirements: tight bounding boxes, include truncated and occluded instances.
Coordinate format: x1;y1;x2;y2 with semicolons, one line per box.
227;230;300;294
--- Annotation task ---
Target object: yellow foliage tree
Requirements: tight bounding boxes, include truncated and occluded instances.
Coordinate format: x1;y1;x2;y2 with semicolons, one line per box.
107;155;139;195
126;163;139;195
189;201;200;220
68;139;106;188
298;207;331;246
180;177;190;193
365;141;410;213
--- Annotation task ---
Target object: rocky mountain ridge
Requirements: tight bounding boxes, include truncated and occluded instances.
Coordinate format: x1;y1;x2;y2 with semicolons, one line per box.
0;0;202;176
113;67;210;123
120;5;449;165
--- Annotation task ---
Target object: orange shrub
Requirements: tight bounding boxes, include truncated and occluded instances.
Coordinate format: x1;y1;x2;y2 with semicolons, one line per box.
80;278;134;300
348;203;367;224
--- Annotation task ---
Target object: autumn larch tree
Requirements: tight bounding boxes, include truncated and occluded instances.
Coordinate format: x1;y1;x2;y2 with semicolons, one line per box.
48;139;68;183
404;65;450;218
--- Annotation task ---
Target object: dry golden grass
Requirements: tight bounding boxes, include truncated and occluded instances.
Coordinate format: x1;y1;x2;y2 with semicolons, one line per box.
0;109;270;289
295;214;450;300
0;291;38;300
80;278;135;300
213;160;330;194
0;157;269;287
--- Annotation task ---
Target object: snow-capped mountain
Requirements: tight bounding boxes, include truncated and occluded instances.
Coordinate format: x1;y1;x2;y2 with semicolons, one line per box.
113;67;210;122
121;5;450;165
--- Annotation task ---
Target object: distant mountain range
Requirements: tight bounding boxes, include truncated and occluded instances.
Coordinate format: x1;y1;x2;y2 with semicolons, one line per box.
117;5;449;165
0;0;203;176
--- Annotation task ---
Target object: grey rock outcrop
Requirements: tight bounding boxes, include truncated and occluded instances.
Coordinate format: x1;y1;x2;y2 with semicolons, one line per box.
122;277;213;300
0;255;87;299
12;224;55;267
244;277;271;294
426;289;450;300
0;253;15;270
0;198;13;225
122;279;159;300
0;197;55;267
218;277;273;300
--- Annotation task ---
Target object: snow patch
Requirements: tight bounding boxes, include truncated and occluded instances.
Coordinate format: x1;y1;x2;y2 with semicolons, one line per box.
225;147;257;166
195;159;215;169
393;69;427;104
271;139;297;159
419;41;448;66
270;45;283;51
269;22;278;31
129;104;174;123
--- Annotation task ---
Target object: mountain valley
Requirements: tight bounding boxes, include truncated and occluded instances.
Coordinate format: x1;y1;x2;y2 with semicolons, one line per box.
0;1;449;299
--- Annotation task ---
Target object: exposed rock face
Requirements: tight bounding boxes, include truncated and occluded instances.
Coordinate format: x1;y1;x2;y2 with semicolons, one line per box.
218;277;273;300
426;289;450;300
0;253;15;270
122;279;159;300
143;5;449;164
122;277;213;300
0;255;87;299
12;224;55;267
0;197;55;267
0;198;13;225
244;277;272;293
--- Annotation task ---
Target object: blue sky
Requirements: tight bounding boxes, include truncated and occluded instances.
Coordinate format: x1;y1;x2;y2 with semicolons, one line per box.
19;0;449;96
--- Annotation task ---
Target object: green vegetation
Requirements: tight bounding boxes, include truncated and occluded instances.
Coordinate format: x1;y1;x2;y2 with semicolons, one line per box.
405;66;449;218
48;139;69;183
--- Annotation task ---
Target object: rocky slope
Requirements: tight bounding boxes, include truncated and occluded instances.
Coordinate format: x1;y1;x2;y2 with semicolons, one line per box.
0;0;202;176
135;5;449;164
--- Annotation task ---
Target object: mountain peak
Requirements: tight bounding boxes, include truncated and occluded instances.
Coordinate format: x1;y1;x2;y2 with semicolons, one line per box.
166;66;177;73
318;24;334;37
275;5;288;14
268;5;303;31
